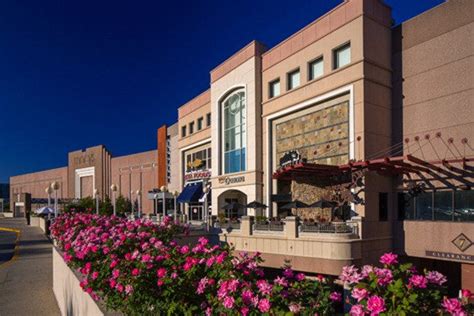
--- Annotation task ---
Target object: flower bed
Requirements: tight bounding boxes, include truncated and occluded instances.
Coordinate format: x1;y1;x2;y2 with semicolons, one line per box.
340;252;474;316
51;213;339;315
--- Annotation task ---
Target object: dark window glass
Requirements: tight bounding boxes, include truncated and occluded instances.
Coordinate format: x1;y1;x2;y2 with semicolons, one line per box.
397;193;407;220
434;190;453;221
206;113;211;126
379;192;388;221
181;126;186;137
415;192;433;220
455;190;474;222
189;122;194;134
197;117;203;130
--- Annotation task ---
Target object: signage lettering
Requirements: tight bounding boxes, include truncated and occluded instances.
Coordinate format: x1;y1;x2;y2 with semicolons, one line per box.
279;150;302;167
425;250;474;262
218;176;245;185
74;153;95;166
184;170;211;181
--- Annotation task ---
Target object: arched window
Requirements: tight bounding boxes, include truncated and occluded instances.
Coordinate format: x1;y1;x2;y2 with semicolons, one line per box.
222;90;246;173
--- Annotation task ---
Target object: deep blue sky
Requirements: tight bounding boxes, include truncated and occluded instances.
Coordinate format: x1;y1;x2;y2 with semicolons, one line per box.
0;0;444;182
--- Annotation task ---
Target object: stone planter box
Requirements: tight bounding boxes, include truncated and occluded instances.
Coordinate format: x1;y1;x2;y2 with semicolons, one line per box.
52;247;120;316
30;216;41;227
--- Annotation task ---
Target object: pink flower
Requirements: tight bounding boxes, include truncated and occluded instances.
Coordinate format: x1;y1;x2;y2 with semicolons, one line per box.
197;277;209;294
156;268;167;278
131;268;140;276
223;296;235;309
283;268;294;278
374;268;393;286
289;303;301;313
442;298;464;315
274;276;288;287
379;252;398;266
295;273;305;281
340;265;363;285
141;254;152;263
91;271;99;280
110;260;118;268
125;284;133;295
256;280;272;295
157;279;164;287
240;306;249;316
350;304;366;316
351;287;369;302
241;290;254;305
112;269;120;279
258;298;271;313
330;291;342;302
367;295;385;315
116;283;124;293
361;265;374;278
180;245;189;254
426;271;447;286
409;275;427;289
462;289;473;298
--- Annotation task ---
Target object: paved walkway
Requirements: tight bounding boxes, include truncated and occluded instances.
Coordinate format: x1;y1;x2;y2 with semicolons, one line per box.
0;218;60;316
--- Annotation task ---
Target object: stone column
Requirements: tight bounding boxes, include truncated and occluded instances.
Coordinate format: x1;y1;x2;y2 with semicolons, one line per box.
240;216;254;236
284;216;299;238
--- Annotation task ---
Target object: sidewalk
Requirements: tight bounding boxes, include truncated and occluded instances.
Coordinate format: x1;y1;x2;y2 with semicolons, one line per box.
0;218;60;316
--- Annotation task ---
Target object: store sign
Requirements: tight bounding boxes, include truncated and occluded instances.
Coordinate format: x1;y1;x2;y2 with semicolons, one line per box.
74;153;95;165
452;233;472;252
218;176;245;185
425;250;473;262
279;150;302;167
184;170;211;181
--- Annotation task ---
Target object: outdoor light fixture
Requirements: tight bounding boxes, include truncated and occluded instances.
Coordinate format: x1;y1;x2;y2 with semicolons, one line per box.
93;188;99;215
45;185;53;207
173;191;179;222
111;184;118;216
203;185;210;231
51;181;60;217
136;189;142;218
161;186;167;217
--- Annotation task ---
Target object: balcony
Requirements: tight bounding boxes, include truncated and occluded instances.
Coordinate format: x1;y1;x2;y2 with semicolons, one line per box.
218;216;362;275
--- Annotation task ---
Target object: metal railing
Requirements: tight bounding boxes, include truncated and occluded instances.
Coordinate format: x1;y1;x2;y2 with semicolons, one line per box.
299;222;357;234
215;222;241;230
254;223;285;232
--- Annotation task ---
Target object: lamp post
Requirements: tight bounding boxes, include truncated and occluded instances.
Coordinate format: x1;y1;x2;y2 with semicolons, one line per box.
51;181;60;218
45;186;53;208
93;189;99;215
202;185;209;231
173;191;179;222
160;186;168;218
111;184;118;216
136;189;142;218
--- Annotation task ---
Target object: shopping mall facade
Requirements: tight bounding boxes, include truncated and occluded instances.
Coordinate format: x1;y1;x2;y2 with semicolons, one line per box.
9;0;474;290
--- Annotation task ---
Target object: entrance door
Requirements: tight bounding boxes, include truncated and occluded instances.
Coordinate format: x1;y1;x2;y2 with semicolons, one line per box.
189;204;203;221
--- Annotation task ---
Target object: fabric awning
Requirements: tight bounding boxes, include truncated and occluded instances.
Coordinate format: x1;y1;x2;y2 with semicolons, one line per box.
177;182;203;203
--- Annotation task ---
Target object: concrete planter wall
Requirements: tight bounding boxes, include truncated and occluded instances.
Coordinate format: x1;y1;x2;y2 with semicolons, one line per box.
30;216;40;227
52;247;120;316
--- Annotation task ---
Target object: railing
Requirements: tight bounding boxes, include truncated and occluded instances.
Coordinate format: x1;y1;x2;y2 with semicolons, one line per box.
299;222;357;234
215;222;241;230
254;223;285;232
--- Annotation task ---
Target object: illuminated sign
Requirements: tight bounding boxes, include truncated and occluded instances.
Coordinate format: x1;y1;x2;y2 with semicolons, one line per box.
184;170;211;181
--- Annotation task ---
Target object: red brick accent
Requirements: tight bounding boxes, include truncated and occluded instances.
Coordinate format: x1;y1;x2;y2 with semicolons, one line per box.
157;125;168;188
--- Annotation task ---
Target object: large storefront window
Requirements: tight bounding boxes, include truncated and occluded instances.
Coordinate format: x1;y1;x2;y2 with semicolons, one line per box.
455;190;474;222
223;90;246;174
402;190;474;222
186;148;211;172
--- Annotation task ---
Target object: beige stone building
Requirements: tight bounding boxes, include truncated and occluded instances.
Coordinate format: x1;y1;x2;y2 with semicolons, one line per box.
9;0;474;291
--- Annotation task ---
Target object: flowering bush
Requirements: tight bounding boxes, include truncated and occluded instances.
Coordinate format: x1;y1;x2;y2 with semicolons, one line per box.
51;213;338;315
340;252;474;316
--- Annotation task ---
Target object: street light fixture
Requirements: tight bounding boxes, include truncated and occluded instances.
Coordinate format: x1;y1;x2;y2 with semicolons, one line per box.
51;181;60;217
202;185;210;231
45;185;53;208
173;191;179;222
110;184;118;216
93;189;99;215
136;189;142;218
160;186;168;218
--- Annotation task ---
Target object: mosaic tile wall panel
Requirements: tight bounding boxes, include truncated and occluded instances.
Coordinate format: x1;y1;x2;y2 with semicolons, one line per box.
275;101;349;165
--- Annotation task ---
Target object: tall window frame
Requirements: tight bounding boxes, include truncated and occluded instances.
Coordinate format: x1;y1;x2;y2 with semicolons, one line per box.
221;89;247;174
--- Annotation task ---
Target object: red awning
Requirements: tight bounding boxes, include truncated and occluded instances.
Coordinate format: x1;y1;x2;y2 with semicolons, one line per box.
272;155;474;186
